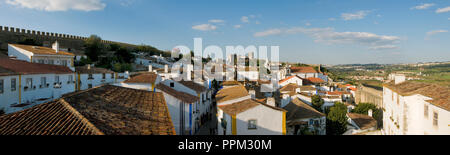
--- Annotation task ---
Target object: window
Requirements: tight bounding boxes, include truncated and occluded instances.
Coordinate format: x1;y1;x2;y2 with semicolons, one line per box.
433;112;438;126
88;74;93;79
0;79;3;94
11;78;16;91
424;104;429;118
26;78;32;90
68;75;73;83
397;94;400;105
62;60;68;67
55;76;60;83
102;73;106;79
170;82;175;88
41;77;46;88
248;120;257;130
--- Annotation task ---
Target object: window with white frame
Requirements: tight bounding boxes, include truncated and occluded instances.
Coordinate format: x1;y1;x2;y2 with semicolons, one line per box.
433;112;438;127
11;78;16;91
248;119;257;130
26;78;32;89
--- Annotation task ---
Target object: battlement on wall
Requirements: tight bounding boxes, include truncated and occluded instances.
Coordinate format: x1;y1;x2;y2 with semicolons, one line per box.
0;25;136;51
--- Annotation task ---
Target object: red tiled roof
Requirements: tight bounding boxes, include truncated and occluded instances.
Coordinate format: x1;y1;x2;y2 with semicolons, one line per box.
0;85;176;135
349;87;357;91
347;113;377;130
179;80;207;93
156;84;199;103
218;99;286;115
75;66;115;74
0;58;74;76
290;67;318;73
216;85;249;103
305;77;325;84
279;75;302;84
283;98;325;123
123;73;158;84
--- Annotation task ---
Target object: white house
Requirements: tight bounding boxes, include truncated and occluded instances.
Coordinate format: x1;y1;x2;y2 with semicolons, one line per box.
283;98;326;135
0;58;75;114
383;77;450;135
8;42;75;71
216;85;287;135
237;66;259;81
75;65;118;91
280;83;301;108
156;83;201;135
115;72;161;91
289;66;318;79
279;75;303;88
160;79;212;131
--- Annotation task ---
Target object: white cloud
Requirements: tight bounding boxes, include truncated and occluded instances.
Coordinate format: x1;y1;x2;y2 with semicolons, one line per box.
254;29;282;37
192;24;217;31
411;3;435;10
328;18;336;21
241;16;250;23
426;30;448;39
120;0;135;7
208;19;225;23
254;27;401;50
234;25;242;29
305;22;311;26
5;0;106;11
341;10;371;21
436;6;450;13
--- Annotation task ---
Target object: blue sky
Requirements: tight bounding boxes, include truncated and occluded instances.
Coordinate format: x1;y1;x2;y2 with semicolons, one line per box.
0;0;449;65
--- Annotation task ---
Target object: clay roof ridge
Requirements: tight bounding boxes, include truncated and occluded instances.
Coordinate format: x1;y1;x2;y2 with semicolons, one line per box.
58;99;105;135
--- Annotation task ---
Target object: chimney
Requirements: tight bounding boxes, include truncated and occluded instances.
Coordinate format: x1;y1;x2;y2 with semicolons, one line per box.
249;90;256;99
87;64;91;70
52;41;59;53
368;109;373;117
164;65;169;73
148;65;153;72
266;97;276;107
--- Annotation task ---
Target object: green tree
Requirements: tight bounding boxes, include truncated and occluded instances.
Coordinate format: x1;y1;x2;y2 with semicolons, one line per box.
311;95;325;112
18;38;41;46
326;102;348;135
113;63;133;72
84;35;105;62
115;47;135;63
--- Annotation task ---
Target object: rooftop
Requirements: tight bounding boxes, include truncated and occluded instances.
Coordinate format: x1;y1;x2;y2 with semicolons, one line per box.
0;85;176;135
179;80;207;93
0;58;73;76
384;81;450;111
218;99;286;115
75;65;115;74
290;66;318;74
123;73;158;84
283;98;325;125
216;85;249;104
10;44;74;56
280;83;300;92
304;77;325;84
156;84;199;103
279;75;302;84
347;113;377;130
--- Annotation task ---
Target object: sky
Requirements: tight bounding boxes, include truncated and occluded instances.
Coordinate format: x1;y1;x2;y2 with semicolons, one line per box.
0;0;449;65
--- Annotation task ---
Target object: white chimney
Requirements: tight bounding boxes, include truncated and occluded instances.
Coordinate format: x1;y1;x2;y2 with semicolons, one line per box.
249;90;256;99
266;97;276;107
368;109;373;117
148;65;153;72
165;65;169;73
52;41;59;53
394;74;406;85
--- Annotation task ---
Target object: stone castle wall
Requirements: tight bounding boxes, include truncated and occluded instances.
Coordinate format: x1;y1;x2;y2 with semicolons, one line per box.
0;25;135;51
355;84;384;109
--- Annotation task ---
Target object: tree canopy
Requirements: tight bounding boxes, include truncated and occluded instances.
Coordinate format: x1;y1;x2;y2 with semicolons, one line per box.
84;35;104;62
326;102;348;135
311;95;325;112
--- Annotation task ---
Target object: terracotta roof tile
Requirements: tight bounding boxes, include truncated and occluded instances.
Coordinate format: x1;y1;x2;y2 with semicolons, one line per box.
156;84;199;103
10;44;74;56
179;80;207;93
216;85;249;103
280;83;300;92
123;73;158;84
279;75;301;84
218;99;286;115
290;67;318;73
384;81;450;111
347;113;377;130
0;85;176;135
305;77;325;84
283;98;325;123
75;66;115;74
0;58;74;76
